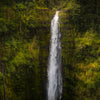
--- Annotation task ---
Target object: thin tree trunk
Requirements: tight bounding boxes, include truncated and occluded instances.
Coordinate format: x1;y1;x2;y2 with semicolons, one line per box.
7;8;10;23
20;19;22;33
1;63;7;100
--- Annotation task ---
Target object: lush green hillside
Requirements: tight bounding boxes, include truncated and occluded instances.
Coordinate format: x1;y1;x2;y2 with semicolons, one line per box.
0;0;100;100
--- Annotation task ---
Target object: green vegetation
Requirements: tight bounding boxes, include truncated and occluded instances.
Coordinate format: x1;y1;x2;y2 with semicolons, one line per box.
0;0;100;100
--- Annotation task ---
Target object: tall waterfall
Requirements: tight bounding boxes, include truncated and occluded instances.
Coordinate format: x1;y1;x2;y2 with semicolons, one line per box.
47;11;62;100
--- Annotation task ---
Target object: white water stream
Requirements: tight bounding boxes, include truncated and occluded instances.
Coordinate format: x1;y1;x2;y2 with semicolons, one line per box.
47;11;62;100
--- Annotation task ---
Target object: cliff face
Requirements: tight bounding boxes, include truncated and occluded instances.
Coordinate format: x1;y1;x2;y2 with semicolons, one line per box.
0;0;100;100
59;1;100;99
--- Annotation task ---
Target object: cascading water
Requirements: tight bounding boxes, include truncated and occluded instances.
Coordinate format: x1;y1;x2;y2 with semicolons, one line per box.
47;11;62;100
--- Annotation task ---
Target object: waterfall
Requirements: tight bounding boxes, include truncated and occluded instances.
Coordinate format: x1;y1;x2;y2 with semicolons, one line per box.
47;11;62;100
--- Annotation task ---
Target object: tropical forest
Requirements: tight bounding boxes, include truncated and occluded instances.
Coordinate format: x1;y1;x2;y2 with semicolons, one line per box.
0;0;100;100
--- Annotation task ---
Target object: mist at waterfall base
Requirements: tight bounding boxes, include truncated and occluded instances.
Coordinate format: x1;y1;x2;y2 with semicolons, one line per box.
47;11;62;100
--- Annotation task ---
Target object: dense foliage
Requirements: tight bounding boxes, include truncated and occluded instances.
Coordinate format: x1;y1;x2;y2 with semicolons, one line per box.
0;0;100;100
